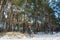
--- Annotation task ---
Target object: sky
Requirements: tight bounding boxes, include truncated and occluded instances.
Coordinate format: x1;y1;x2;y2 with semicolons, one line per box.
49;0;60;2
49;0;60;18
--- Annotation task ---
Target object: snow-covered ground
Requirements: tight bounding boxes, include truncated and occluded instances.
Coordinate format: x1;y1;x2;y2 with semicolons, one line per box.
0;32;60;40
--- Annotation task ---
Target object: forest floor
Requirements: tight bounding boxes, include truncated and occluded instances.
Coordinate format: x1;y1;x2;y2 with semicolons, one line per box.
0;32;60;40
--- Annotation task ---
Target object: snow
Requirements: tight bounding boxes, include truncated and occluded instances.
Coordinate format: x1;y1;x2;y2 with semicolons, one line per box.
0;32;60;40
